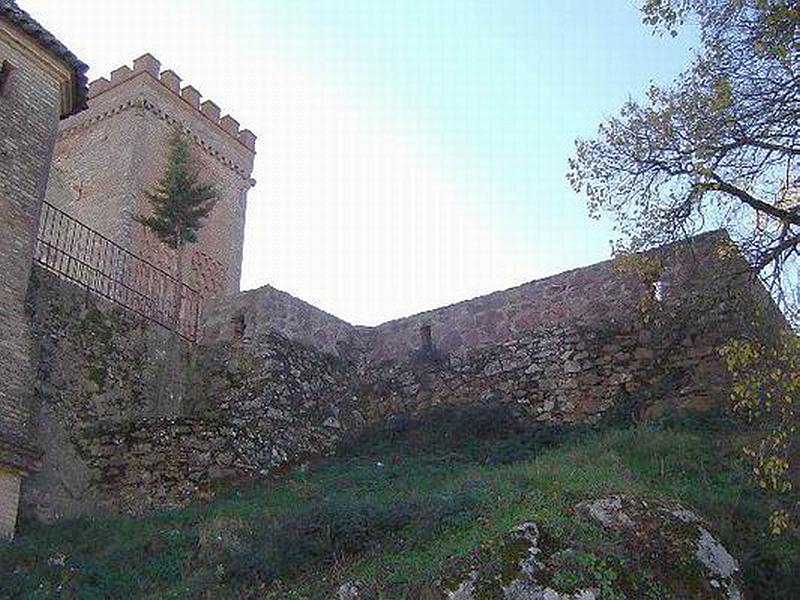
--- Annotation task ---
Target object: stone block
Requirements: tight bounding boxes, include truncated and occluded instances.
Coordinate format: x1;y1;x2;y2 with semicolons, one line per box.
159;70;181;94
180;85;201;109
87;77;110;98
110;65;132;84
236;128;257;151
201;100;221;122
219;115;240;135
133;53;161;77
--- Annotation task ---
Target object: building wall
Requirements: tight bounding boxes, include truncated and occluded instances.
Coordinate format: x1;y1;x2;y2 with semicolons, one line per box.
46;55;256;299
201;284;361;358
0;20;71;538
202;231;785;364
20;232;785;522
0;470;21;538
361;231;782;364
45;107;141;248
21;267;363;521
21;267;196;522
201;231;788;430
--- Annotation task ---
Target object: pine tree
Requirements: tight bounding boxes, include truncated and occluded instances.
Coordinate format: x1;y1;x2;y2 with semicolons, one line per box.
138;127;217;326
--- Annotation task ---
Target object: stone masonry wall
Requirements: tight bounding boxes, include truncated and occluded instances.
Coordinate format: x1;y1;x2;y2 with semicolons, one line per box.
21;232;786;522
22;268;364;521
203;231;785;428
80;332;365;516
354;231;783;425
201;284;361;358
22;267;195;521
195;233;785;438
361;231;775;364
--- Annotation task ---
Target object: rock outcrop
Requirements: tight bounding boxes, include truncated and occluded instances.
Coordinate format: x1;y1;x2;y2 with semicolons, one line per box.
440;495;741;600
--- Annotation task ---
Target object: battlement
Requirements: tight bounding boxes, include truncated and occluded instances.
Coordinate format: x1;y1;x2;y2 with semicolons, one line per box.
86;53;256;152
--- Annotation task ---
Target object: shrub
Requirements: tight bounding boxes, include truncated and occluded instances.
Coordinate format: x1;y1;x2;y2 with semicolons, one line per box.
222;490;483;584
341;403;591;463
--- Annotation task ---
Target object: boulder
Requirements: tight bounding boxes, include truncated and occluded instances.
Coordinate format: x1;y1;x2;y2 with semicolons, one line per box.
575;495;743;600
438;495;743;599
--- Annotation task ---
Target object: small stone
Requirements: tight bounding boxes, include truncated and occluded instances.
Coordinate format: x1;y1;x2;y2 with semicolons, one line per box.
216;452;234;465
337;581;360;600
323;416;342;429
575;495;635;529
695;526;739;579
525;362;544;375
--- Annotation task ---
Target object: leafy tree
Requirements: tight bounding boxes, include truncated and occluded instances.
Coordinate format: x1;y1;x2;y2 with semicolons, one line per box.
569;0;800;533
138;127;217;324
568;0;799;323
722;333;800;534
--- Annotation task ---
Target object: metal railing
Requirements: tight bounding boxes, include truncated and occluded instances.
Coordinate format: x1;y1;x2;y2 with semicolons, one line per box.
34;201;201;341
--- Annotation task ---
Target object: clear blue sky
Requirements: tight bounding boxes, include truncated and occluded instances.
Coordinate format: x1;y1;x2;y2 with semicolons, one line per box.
33;0;697;324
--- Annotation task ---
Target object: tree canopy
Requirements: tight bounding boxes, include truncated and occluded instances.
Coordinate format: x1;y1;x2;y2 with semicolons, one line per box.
568;0;799;323
139;128;217;252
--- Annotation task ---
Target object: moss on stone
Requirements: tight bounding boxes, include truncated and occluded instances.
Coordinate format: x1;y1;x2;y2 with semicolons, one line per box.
87;363;107;388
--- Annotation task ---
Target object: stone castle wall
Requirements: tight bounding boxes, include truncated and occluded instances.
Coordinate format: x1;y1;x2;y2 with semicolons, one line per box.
353;232;786;425
21;267;195;521
19;232;787;521
363;259;641;364
45;54;256;299
21;267;364;521
201;284;361;358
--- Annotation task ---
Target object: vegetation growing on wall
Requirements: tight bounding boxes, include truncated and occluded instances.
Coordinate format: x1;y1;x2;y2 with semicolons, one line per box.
137;126;217;328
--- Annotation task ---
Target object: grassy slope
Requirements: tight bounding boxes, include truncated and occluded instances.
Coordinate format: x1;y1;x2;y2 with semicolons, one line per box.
2;413;798;599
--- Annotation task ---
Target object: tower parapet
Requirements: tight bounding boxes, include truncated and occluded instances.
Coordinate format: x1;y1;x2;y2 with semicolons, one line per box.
83;53;258;153
46;53;257;299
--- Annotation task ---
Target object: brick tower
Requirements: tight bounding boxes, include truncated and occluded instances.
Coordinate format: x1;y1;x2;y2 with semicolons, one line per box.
45;53;257;299
0;0;87;539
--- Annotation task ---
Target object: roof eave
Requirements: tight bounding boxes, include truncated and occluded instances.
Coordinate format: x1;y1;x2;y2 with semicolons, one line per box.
0;0;88;116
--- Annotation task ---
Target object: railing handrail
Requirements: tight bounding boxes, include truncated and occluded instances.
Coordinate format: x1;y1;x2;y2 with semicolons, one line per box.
39;200;200;294
34;200;202;341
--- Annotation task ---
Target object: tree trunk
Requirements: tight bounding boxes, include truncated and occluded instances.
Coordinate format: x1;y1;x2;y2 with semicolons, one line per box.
168;239;185;412
175;241;184;331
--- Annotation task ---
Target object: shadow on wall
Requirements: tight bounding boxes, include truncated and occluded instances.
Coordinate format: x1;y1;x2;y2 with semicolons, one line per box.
23;267;195;521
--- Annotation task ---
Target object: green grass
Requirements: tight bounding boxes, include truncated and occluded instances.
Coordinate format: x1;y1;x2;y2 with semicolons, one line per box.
2;410;798;599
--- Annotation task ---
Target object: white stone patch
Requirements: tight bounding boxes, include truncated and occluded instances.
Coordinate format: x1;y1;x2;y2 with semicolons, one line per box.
337;581;360;600
446;570;478;600
695;526;739;578
510;522;544;578
575;495;636;529
695;526;742;599
653;280;667;302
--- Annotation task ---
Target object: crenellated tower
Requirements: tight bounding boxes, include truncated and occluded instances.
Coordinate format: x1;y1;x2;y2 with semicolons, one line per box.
45;53;257;299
